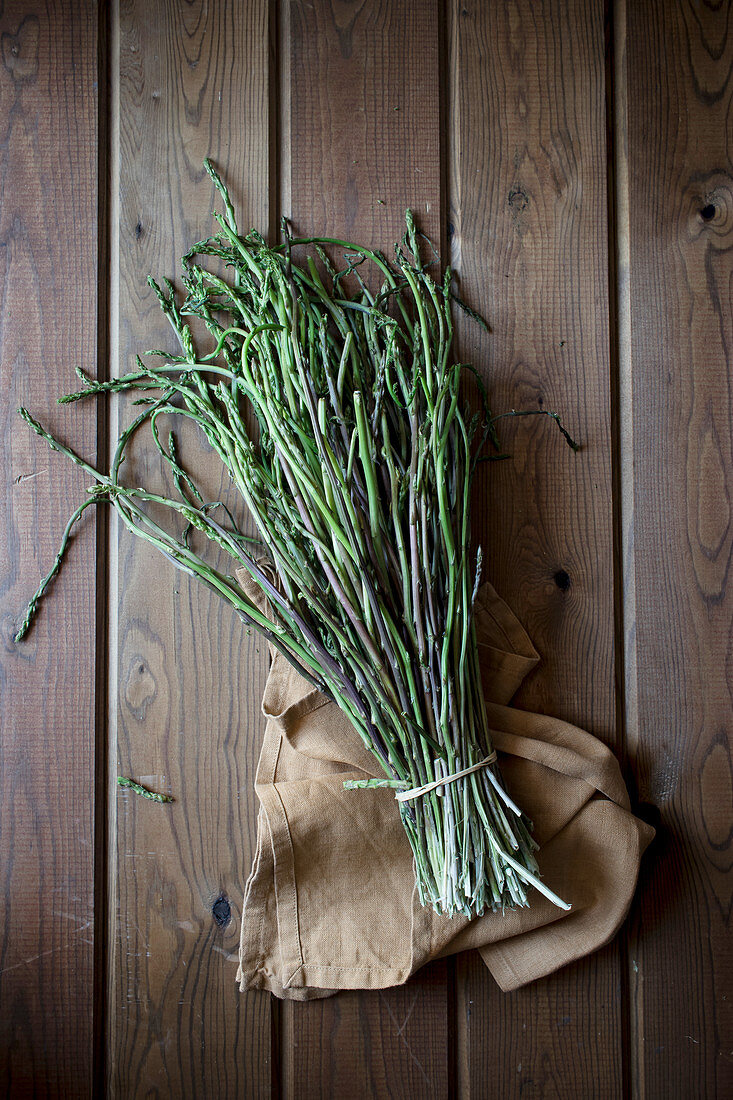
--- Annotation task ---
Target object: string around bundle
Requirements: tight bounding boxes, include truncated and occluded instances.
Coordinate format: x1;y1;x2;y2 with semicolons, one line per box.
395;752;498;803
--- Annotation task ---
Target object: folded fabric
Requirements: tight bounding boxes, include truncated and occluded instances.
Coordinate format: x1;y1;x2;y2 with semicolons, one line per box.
235;571;654;999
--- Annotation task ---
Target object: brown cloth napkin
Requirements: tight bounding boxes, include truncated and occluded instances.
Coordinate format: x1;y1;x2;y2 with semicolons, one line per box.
235;570;654;999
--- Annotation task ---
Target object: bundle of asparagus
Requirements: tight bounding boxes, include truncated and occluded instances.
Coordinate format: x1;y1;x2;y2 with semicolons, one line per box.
16;161;573;917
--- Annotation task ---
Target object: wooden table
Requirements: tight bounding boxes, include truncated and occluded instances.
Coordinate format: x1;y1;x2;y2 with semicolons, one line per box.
1;1;730;1096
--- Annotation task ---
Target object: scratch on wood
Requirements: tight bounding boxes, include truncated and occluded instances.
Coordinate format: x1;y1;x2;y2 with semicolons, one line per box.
13;469;46;484
378;991;430;1087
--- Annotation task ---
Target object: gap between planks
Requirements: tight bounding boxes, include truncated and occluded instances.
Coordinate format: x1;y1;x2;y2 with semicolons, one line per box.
101;0;122;1093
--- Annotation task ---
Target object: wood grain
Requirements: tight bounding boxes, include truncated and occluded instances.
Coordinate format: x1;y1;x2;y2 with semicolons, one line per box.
0;2;99;1096
282;966;451;1099
285;0;443;248
448;1;623;1095
281;2;450;1096
622;1;733;1095
109;0;272;1094
3;1;732;1095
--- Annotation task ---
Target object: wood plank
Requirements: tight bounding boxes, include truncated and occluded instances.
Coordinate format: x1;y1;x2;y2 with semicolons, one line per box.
447;1;623;1095
0;2;99;1095
281;1;451;1096
282;965;451;1099
622;1;733;1096
284;0;443;248
109;1;272;1094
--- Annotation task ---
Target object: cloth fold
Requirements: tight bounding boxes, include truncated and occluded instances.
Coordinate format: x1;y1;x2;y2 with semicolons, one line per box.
235;569;653;999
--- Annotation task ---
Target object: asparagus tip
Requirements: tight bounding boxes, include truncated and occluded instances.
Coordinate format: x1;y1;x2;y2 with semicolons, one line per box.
117;776;175;803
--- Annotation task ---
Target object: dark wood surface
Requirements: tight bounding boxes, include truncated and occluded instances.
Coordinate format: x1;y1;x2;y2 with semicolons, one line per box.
449;2;623;1093
623;2;733;1096
1;0;730;1097
0;3;99;1096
